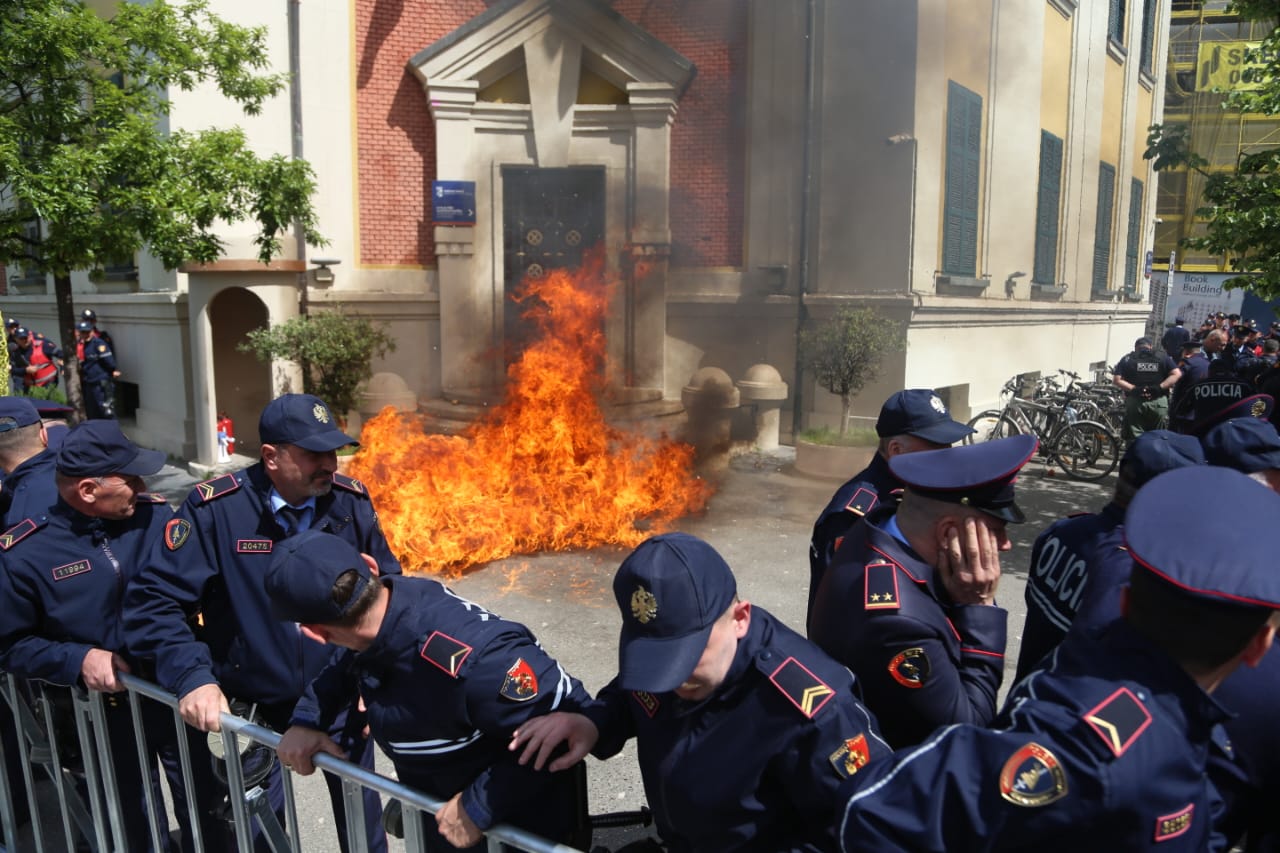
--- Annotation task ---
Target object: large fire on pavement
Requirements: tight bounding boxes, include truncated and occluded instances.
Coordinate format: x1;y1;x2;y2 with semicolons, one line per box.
347;256;715;577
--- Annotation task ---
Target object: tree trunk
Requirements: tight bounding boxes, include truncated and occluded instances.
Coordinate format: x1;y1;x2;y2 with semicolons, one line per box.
839;393;851;436
53;273;85;422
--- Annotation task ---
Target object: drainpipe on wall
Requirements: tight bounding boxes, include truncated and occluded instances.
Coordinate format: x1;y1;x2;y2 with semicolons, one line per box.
792;0;818;437
288;0;309;317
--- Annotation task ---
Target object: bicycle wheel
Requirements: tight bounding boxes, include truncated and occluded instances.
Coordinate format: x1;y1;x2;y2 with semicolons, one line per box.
964;411;1020;444
1048;420;1120;481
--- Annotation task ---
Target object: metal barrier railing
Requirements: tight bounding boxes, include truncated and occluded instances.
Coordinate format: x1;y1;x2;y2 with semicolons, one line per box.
0;671;584;853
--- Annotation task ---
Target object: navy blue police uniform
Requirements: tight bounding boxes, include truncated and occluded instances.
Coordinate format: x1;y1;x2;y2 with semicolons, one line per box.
1170;341;1209;429
0;421;218;851
836;465;1280;851
809;435;1036;748
585;533;892;852
1182;377;1274;437
267;532;593;852
1162;322;1191;359
808;390;972;628
0;396;59;526
123;395;396;852
1210;646;1280;852
77;321;118;420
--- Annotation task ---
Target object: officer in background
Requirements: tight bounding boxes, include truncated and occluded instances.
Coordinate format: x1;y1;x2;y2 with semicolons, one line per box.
0;421;219;851
1113;337;1180;442
11;326;63;391
269;531;593;851
0;396;58;526
76;319;119;419
1161;317;1190;359
808;389;973;626
1170;339;1211;431
80;308;114;351
123;393;394;853
837;466;1280;851
1181;377;1274;437
511;533;892;852
6;319;23;395
809;435;1037;748
1014;431;1205;683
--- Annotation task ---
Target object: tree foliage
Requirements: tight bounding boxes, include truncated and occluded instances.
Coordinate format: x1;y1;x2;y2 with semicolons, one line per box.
1144;1;1280;299
0;0;323;415
241;312;397;421
798;307;899;436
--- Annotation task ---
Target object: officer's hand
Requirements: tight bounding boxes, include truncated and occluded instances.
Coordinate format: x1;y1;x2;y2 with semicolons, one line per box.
80;649;130;693
509;712;599;771
276;725;345;776
179;683;230;733
938;516;1001;606
436;794;483;848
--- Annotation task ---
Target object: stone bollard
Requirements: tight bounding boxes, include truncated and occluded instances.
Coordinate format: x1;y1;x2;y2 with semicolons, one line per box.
736;364;789;451
357;372;419;423
681;367;740;472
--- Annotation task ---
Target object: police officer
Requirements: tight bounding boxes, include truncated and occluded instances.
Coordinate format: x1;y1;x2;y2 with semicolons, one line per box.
1169;339;1210;430
1182;377;1274;437
1015;431;1206;683
268;530;593;852
81;308;114;351
808;435;1036;747
0;421;217;851
6;319;23;395
76;319;119;419
123;393;394;852
11;326;63;391
0;396;57;526
1161;317;1190;359
837;465;1280;851
1113;337;1180;442
511;533;892;851
808;389;973;626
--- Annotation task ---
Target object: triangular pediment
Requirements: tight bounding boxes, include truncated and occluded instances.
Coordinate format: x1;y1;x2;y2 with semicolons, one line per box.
408;0;695;97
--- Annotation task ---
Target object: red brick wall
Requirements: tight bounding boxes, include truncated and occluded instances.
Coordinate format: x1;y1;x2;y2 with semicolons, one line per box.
355;0;745;269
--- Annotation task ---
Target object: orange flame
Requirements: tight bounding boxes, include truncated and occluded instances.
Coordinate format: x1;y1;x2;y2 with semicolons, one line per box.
348;254;714;576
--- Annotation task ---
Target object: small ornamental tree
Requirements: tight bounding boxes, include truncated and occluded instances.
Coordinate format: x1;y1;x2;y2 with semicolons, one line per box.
241;311;396;422
799;307;899;437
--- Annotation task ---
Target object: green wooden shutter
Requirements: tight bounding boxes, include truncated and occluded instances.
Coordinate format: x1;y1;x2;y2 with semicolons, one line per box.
1125;178;1144;291
1109;0;1126;44
1093;162;1117;294
1033;131;1064;284
1140;0;1156;73
943;81;982;277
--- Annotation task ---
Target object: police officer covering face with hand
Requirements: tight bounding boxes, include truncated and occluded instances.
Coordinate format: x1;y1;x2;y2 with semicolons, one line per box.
1113;337;1181;442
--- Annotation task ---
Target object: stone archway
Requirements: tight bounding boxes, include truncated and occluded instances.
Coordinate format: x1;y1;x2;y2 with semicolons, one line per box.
208;287;271;458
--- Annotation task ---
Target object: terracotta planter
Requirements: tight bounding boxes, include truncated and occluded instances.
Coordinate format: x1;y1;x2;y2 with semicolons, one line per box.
794;439;875;481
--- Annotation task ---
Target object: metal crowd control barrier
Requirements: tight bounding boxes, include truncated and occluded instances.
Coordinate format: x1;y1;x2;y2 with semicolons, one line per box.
0;670;584;853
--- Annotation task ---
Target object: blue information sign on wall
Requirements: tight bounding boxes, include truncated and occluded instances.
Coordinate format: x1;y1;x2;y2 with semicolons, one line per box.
432;180;476;225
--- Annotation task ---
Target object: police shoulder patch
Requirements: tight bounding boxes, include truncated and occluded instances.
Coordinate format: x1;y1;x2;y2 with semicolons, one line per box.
631;691;660;718
164;518;191;551
864;562;901;610
887;647;931;689
1154;804;1194;842
0;517;44;551
419;631;472;678
999;741;1068;807
194;473;240;503
1083;686;1152;757
768;656;835;719
842;487;878;517
499;658;539;702
332;474;367;496
828;733;871;779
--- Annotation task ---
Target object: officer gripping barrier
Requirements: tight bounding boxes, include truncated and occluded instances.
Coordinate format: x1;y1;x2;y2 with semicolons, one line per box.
0;671;585;853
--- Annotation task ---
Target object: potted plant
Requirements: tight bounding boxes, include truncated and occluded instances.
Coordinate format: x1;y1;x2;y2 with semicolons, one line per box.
794;306;898;479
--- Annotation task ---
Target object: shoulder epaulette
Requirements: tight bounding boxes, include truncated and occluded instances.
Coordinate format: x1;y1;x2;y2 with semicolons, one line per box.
419;631;473;677
193;473;241;503
0;517;45;551
332;473;368;497
864;562;901;611
842;487;878;517
137;493;168;504
767;656;835;719
1083;686;1152;757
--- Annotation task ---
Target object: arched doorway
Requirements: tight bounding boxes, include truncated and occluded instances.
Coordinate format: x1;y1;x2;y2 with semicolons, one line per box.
209;287;271;458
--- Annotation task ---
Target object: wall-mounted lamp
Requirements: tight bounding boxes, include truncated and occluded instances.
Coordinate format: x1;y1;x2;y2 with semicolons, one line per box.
310;257;341;285
1005;270;1027;298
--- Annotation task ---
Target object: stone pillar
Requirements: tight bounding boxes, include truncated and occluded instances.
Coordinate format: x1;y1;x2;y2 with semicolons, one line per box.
737;364;789;451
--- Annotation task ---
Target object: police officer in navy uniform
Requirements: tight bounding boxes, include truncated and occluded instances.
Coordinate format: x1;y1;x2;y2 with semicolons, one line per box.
0;421;218;851
267;531;593;852
1161;317;1191;359
1014;430;1206;683
11;325;63;391
1181;377;1274;438
1170;338;1211;431
0;396;57;526
1114;336;1181;442
123;393;395;852
76;319;119;419
837;465;1280;852
808;389;973;626
511;533;892;852
808;435;1036;748
80;308;114;351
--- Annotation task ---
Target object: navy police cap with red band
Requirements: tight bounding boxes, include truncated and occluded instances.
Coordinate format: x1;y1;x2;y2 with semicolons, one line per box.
889;434;1038;524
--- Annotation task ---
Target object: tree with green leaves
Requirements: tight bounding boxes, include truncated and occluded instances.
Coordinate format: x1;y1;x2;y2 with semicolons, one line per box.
0;0;322;416
799;307;899;436
241;311;396;424
1145;0;1280;299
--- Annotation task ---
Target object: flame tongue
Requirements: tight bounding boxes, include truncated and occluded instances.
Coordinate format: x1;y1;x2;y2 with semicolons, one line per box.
349;255;714;576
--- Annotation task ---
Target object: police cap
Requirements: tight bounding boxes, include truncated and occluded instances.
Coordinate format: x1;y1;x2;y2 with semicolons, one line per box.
0;397;42;433
264;530;374;624
889;434;1038;524
1135;337;1154;349
80;308;96;322
1180;339;1202;352
1119;430;1205;484
1202;418;1280;474
258;393;358;452
1233;325;1251;338
4;319;17;330
55;420;165;478
612;533;738;694
875;389;975;444
74;320;93;333
13;327;29;339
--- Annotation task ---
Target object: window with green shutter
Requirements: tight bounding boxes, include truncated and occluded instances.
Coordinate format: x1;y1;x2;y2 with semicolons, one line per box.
1125;178;1144;291
943;81;982;277
1139;0;1157;73
1109;0;1126;46
1033;131;1064;285
1093;162;1117;295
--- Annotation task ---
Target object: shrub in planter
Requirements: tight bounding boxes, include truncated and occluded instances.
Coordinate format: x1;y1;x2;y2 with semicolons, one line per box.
798;307;900;437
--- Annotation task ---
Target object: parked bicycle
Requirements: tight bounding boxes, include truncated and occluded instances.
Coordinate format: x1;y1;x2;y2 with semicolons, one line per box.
964;375;1121;481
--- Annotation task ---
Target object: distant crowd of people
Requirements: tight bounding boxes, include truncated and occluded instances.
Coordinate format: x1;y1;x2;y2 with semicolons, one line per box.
4;308;120;419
